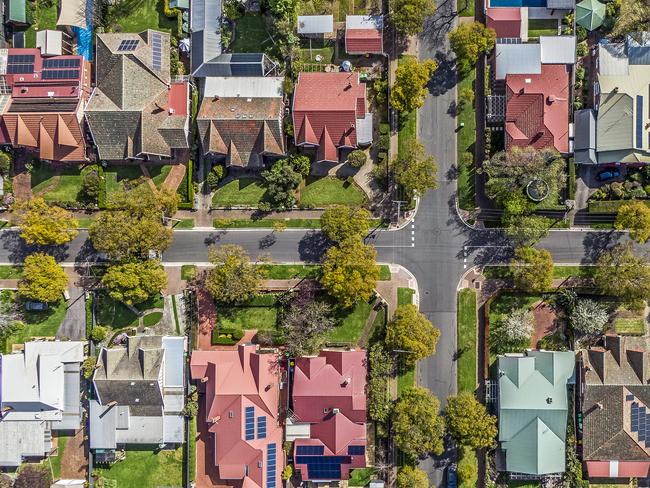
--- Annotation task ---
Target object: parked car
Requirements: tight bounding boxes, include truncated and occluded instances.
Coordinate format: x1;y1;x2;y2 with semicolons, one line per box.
447;465;458;488
596;168;621;181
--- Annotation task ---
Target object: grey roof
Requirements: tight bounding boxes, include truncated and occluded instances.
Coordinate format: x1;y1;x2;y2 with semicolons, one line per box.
540;36;576;65
0;421;47;466
193;53;279;78
598;42;629;75
495;44;541;80
596;92;634;152
163;337;185;387
547;0;574;7
190;0;223;77
574;109;597;164
356;113;373;146
298;15;334;34
627;32;650;65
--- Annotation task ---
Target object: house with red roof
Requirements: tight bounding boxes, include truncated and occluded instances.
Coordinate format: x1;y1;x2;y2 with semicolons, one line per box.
190;344;283;488
0;47;90;162
292;72;373;164
288;350;367;482
345;15;383;55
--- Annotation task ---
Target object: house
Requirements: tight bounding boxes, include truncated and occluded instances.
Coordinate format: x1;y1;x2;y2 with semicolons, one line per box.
89;336;186;462
345;15;383;55
85;30;190;161
574;33;650;164
298;15;334;37
196;76;285;168
292;72;372;163
288;350;368;482
190;343;282;488
497;350;575;476
0;341;84;467
0;48;89;162
581;334;650;479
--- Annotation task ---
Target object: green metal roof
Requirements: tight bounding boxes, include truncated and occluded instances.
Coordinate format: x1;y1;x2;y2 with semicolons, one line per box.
576;0;606;31
498;351;575;475
8;0;26;24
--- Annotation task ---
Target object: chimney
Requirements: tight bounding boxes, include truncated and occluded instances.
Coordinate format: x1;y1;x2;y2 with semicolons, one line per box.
546;397;553;404
201;377;209;383
547;95;556;103
588;348;607;383
605;334;623;365
265;383;273;391
342;377;351;387
332;408;340;414
169;108;175;115
627;348;645;383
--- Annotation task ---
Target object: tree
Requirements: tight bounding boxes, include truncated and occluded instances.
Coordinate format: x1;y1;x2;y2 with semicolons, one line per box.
570;299;609;337
90;325;107;343
392;386;445;459
0;151;11;175
205;244;265;303
396;466;429;488
511;246;553;292
18;253;67;303
109;184;179;217
268;0;297;20
391;0;436;36
385;304;440;367
612;0;650;37
457;447;478;486
79;169;101;203
368;343;395;425
458;87;475;110
320;205;370;243
445;392;497;449
449;21;496;76
261;158;302;210
279;299;336;356
347;150;368;168
13;198;78;245
102;260;167;305
594;242;650;303
320;239;379;307
394;141;438;198
615;200;650;243
497;308;534;347
390;58;437;113
505;215;552;247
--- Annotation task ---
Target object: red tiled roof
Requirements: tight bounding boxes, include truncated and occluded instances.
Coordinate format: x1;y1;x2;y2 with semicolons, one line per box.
586;461;650;478
292;72;368;162
505;63;569;153
486;8;522;38
345;28;383;54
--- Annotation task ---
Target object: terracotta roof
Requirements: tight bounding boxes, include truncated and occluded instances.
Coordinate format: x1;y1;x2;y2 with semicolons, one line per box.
505;63;569;153
586;461;650;478
345;29;382;54
292;72;368;162
486;8;522;38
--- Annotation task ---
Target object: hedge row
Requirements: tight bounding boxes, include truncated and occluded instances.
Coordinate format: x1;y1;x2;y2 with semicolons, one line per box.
588;199;650;213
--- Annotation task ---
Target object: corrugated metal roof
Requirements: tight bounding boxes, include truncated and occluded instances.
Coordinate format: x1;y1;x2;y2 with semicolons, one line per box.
163;336;185;388
495;43;541;79
598;42;629;75
345;15;383;30
574;108;597;163
298;15;334;34
597;92;634;151
190;0;223;77
202;76;284;98
540;36;576;64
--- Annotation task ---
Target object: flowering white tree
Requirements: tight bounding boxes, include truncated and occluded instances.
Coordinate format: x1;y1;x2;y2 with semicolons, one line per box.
571;299;609;337
501;309;534;344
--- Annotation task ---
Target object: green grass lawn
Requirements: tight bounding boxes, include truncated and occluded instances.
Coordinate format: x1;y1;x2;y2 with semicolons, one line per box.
398;111;416;158
0;265;23;279
299;39;335;63
397;288;415;307
173;218;195;229
458;0;475;17
95;293;139;329
4;299;68;353
188;417;196;482
181;265;197;281
135;294;165;311
95;448;183;488
258;264;322;279
457;289;477;393
31;165;94;204
508;482;539;488
104;165;147;200
326;300;373;343
232;14;271;52
397;363;415;395
148;165;173;189
213;218;322;229
614;317;646;335
457;69;476;160
24;0;59;47
212;178;269;207
458;151;475;210
528;18;558;37
484;265;598;280
217;295;278;331
300;176;367;207
76;217;95;228
49;435;71;480
105;0;177;35
143;311;163;327
349;467;376;486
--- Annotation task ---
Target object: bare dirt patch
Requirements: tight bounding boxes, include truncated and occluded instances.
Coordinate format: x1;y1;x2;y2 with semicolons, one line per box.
530;300;558;348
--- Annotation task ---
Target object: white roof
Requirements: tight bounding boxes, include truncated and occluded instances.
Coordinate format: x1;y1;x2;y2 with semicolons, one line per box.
51;481;86;488
0;420;47;466
36;30;63;56
297;15;334;34
163;413;185;443
495;43;541;80
346;15;383;30
540;36;576;64
202;76;284;99
356;113;373;145
162;336;185;388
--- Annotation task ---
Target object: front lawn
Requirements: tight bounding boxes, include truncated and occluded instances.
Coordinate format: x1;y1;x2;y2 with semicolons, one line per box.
397;288;415;307
300;176;367;207
104;165;148;200
104;0;177;35
95;293;139;329
326;300;374;343
457;289;477;393
217;299;279;331
31;165;96;204
94;448;183;488
3;298;68;353
212;178;269;207
213;218;322;229
528;18;558;37
148;165;173;189
173;218;195;229
488;293;542;362
232;14;271;52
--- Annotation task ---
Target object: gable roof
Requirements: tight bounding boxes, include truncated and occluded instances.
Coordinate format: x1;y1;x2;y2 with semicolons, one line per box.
486;8;524;39
498;350;575;475
345;15;383;54
298;15;334;34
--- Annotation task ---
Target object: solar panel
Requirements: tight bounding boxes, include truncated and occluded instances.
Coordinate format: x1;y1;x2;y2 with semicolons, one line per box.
297;446;324;455
267;443;276;488
118;39;139;52
43;58;81;69
6;63;34;74
637;95;644;149
8;54;35;63
245;406;255;440
42;69;80;80
257;416;266;439
151;32;162;71
627;394;635;401
348;445;365;456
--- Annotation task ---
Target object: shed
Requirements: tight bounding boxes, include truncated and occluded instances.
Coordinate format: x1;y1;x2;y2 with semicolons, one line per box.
345;15;383;54
297;15;334;35
574;109;597;164
7;0;26;24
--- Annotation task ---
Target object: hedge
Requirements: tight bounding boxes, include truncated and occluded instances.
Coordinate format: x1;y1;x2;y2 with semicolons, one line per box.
177;160;194;210
588;199;650;213
211;326;245;345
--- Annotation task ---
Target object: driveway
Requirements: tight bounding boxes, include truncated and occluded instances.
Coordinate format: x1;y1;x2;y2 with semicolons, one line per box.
56;275;86;341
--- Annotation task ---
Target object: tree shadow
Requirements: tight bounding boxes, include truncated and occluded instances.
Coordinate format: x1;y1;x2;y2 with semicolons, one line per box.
581;230;623;263
298;231;331;263
427;51;457;97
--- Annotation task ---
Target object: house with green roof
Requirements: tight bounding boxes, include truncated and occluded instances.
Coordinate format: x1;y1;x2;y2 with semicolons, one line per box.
497;350;575;477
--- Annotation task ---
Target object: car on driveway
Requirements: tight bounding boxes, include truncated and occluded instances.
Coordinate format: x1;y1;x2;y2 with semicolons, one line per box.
596;168;621;181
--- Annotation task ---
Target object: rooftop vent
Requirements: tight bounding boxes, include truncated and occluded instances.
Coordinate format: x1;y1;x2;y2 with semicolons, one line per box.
524;78;532;84
547;95;556;103
169;108;175;114
546;397;553;404
333;408;340;414
247;98;252;102
135;398;140;403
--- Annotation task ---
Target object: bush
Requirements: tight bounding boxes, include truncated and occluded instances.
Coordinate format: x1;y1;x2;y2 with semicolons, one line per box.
0;151;11;176
90;325;107;343
82;356;97;379
577;41;588;57
207;164;225;190
80;169;101;203
457;447;478;487
347;150;367;168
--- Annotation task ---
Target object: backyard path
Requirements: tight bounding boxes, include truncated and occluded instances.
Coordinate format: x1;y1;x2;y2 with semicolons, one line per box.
12;171;32;200
59;429;88;480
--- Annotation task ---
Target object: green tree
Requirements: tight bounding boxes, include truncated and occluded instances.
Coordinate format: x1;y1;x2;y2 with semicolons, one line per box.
320;239;379;308
205;244;266;303
0;151;11;175
347;150;368;168
18;253;67;303
261;158;302;210
79;169;100;203
320;205;370;243
396;465;429;488
449;22;496;76
445;392;497;449
82;356;97;379
390;58;437;113
394;141;438;198
102;260;167;305
594;242;650;303
368;343;395;425
391;0;436;36
613;0;650;37
14;198;78;245
505;215;552;247
511;246;554;292
385;304;440;367
268;0;297;20
615;200;650;243
393;386;445;459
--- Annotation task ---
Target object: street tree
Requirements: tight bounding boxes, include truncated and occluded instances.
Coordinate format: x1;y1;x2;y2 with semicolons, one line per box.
320;239;379;308
511;246;554;292
102;260;167;305
594;242;650;303
505;215;552;247
396;466;429;488
392;386;445;459
385;304;440;367
394;141;438;198
615;200;650;243
390;0;436;36
570;299;609;337
320;205;370;243
390;58;438;114
18;253;67;303
205;244;266;303
449;21;496;76
445;392;498;449
14;198;78;245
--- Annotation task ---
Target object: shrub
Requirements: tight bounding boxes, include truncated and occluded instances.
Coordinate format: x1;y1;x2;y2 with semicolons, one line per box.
90;325;107;343
207;165;225;191
0;151;11;176
457;447;478;486
82;356;97;379
282;465;293;481
577;41;588;57
347;150;367;168
80;169;100;203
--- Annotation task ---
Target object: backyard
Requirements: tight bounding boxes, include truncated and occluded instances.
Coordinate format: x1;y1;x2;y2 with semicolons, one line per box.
103;0;177;35
528;18;559;37
231;14;272;53
299;38;335;64
94;448;183;488
23;0;59;48
297;0;367;21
